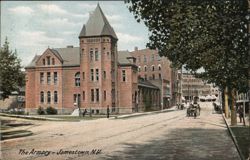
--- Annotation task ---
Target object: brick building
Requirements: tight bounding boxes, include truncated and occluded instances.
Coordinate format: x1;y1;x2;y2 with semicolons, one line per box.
25;4;160;114
130;48;178;109
181;73;219;101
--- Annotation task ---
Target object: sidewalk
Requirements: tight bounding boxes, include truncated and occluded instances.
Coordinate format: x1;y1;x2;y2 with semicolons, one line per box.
113;106;177;119
223;114;250;160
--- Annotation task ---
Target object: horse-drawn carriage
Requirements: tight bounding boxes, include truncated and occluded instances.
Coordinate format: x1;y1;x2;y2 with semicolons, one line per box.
187;103;200;118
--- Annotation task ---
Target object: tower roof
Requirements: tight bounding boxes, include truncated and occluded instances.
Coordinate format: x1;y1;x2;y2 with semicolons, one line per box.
79;4;117;39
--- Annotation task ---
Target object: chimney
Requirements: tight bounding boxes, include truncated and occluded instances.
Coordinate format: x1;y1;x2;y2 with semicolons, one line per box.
67;45;73;48
134;46;138;51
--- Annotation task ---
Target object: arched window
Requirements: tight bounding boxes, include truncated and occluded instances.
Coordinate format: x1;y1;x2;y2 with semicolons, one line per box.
152;65;155;71
47;91;51;104
138;66;141;72
40;91;44;103
54;91;58;103
144;65;147;72
75;72;80;86
158;64;161;71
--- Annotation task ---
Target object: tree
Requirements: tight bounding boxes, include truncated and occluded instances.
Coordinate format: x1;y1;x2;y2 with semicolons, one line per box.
125;0;249;125
0;37;25;100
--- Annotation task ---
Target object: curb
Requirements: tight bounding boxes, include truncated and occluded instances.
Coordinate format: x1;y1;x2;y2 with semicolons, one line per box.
112;108;177;119
222;114;245;160
0;113;62;121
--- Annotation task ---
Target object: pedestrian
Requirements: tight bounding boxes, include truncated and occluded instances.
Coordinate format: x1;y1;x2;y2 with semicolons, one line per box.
82;109;87;117
107;107;110;118
237;105;244;123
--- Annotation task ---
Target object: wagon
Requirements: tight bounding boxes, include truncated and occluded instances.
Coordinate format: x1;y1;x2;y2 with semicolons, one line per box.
187;103;200;118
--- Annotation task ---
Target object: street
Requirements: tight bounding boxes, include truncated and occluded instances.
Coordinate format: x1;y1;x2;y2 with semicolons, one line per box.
1;102;240;160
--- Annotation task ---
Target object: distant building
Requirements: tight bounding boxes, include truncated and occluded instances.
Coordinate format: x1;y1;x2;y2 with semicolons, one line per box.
25;4;161;114
181;73;219;101
130;48;179;108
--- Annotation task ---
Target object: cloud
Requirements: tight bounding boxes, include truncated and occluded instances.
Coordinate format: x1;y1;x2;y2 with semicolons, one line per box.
8;6;34;15
42;18;82;29
116;32;144;43
78;4;96;9
18;31;64;47
39;4;67;14
106;15;122;22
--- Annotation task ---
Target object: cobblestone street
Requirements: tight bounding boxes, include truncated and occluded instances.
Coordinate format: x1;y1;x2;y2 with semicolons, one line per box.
1;102;240;160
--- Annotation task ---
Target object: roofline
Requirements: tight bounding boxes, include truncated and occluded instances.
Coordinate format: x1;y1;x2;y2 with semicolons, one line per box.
78;34;118;41
25;65;80;70
138;83;159;89
118;63;138;68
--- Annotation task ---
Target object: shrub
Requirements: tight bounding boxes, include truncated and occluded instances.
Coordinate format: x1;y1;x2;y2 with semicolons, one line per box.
37;106;45;115
46;106;57;115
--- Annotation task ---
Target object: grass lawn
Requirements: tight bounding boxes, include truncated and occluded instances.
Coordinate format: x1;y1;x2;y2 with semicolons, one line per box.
230;126;250;159
0;118;33;140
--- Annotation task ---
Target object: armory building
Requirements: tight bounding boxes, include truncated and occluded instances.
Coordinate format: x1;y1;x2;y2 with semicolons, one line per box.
25;4;176;114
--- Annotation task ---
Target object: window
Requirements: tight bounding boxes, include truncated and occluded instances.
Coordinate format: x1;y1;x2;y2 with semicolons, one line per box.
138;66;141;72
91;69;94;81
144;55;147;62
52;58;55;65
83;91;85;101
82;72;85;80
152;74;155;80
75;72;80;86
91;89;94;102
151;55;154;61
158;64;161;71
152;65;155;71
47;91;51;104
96;88;99;102
138;56;141;62
104;90;106;101
95;48;99;61
54;91;58;103
145;74;147;80
96;69;99;81
40;91;44;103
42;59;45;65
103;71;106;80
47;72;51;84
40;72;44;84
73;94;80;104
144;66;147;72
47;57;50;65
90;49;94;61
54;72;58;85
159;73;162;79
122;70;126;82
157;55;161;61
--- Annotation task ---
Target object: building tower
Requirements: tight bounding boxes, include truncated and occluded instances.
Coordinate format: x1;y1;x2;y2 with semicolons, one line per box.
78;4;118;113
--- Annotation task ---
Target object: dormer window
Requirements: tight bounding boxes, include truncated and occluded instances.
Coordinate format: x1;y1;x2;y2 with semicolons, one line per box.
42;59;45;65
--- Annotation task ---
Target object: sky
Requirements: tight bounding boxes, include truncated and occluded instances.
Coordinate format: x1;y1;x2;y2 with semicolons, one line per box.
0;1;149;67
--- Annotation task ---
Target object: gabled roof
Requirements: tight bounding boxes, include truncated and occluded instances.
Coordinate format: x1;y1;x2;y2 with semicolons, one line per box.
26;47;80;68
118;50;133;65
26;55;40;68
79;4;117;39
52;47;80;66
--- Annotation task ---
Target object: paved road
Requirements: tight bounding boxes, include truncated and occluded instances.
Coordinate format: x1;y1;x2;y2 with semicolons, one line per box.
1;102;240;160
